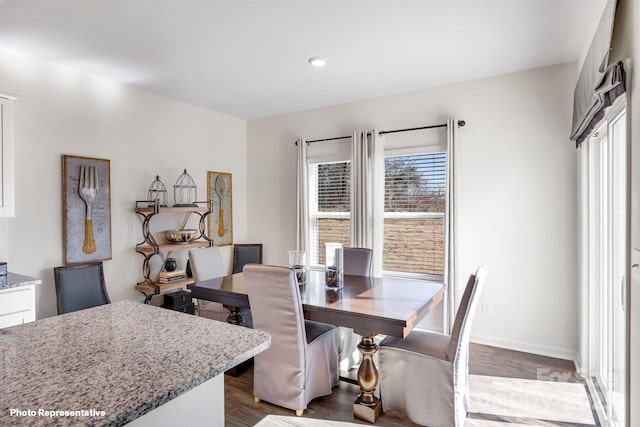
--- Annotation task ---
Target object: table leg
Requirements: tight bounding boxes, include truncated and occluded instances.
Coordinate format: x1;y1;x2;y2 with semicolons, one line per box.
353;334;382;423
222;305;252;377
223;305;243;325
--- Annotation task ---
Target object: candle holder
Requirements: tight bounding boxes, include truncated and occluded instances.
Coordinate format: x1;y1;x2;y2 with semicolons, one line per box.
288;250;307;286
324;242;343;289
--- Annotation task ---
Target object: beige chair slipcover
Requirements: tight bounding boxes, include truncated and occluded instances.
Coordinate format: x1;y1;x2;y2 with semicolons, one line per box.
379;266;488;427
244;264;339;415
343;247;373;276
340;247;373;371
188;246;230;323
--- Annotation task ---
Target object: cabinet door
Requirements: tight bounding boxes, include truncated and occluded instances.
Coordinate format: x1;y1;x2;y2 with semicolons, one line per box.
0;311;26;328
0;97;15;217
0;286;35;316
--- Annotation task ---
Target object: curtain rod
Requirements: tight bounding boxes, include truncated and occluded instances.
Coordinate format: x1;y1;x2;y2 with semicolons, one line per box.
296;120;465;145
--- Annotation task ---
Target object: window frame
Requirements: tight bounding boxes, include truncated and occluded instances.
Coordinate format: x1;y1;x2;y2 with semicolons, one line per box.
382;145;446;281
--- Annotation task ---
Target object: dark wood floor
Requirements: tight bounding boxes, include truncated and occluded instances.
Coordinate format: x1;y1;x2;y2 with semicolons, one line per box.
225;343;597;426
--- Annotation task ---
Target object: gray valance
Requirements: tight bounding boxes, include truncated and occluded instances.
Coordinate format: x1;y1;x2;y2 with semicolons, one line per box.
570;0;625;147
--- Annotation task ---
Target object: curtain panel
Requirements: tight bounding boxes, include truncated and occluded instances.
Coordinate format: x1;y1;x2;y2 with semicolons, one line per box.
570;0;625;146
350;130;385;277
295;139;309;254
444;118;459;333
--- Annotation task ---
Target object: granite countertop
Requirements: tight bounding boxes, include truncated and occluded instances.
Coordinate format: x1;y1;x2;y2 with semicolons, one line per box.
0;272;42;291
0;300;271;426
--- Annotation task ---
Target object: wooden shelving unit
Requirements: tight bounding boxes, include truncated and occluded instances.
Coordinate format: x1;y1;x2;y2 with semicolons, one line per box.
134;200;214;303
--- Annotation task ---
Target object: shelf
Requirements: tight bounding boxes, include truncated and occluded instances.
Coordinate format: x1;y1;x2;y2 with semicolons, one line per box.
135;278;195;296
135;206;209;214
136;240;210;254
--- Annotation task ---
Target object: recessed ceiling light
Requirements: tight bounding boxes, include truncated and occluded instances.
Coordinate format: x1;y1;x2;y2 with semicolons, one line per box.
308;56;328;67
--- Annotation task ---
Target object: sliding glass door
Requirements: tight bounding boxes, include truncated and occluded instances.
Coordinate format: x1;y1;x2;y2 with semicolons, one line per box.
582;101;626;427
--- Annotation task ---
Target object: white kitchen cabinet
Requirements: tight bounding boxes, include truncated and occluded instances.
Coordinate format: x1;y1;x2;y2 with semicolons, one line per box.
0;272;40;328
0;284;35;328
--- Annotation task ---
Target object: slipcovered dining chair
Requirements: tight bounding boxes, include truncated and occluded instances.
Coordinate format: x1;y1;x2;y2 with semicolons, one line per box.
54;262;111;315
244;264;339;416
343;247;373;276
340;247;373;371
379;265;488;427
232;243;263;274
188;246;233;323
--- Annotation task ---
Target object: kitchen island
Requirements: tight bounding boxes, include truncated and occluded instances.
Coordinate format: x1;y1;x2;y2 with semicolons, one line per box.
0;299;270;426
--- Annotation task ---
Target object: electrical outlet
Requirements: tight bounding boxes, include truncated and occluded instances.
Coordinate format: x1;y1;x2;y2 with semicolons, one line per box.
481;302;492;315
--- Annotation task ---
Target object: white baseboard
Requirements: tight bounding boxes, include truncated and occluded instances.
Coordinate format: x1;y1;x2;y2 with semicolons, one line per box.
471;334;578;363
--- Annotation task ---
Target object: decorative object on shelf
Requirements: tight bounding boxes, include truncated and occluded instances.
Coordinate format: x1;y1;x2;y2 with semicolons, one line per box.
158;270;187;283
173;169;198;207
164;229;199;244
164;257;177;272
185;259;192;278
62;155;112;265
324;242;343;289
288;250;307;286
207;171;233;246
147;175;168;207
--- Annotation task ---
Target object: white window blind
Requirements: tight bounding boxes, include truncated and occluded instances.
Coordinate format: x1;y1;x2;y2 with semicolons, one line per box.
384;153;446;278
308;161;351;266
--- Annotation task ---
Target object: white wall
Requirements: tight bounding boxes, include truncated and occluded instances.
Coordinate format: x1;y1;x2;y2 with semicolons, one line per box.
0;48;248;319
247;62;579;360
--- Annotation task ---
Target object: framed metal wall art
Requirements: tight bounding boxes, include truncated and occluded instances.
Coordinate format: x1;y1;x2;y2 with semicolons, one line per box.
62;155;112;264
207;171;233;246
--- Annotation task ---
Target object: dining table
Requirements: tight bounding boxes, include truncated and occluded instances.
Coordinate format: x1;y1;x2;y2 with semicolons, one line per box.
188;269;445;423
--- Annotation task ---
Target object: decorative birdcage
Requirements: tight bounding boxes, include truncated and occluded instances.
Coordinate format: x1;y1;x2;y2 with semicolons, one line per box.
147;175;168;207
173;169;198;207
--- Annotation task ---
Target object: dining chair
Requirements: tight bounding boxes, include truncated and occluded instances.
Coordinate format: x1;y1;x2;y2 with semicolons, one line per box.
343;247;373;276
188;246;234;323
340;247;373;371
233;243;263;274
244;264;339;416
53;262;111;315
378;265;488;427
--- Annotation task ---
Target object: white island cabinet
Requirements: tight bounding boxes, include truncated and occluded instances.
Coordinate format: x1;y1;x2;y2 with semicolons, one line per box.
0;272;41;328
0;300;270;426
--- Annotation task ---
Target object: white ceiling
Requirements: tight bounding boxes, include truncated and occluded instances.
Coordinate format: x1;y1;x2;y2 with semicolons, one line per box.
0;0;603;120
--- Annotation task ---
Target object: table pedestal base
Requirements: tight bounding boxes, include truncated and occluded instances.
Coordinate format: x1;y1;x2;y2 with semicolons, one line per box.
353;335;381;423
353;394;382;423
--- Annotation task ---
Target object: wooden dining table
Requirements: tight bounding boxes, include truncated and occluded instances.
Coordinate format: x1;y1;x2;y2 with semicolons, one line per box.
188;269;445;423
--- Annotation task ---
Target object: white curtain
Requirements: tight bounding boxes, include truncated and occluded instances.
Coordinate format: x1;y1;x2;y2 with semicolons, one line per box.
295;139;309;254
443;118;458;333
350;129;384;277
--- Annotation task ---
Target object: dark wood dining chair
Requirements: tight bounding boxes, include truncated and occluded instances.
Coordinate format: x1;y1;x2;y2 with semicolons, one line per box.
233;243;263;274
53;262;111;315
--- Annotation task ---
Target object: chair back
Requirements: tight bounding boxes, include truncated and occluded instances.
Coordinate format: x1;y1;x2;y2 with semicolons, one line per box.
54;263;110;315
244;265;307;388
233;243;263;274
343;247;372;277
188;246;226;281
446;265;488;362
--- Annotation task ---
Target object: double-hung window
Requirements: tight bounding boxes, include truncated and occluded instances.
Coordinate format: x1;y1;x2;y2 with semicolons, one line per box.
383;152;446;280
308;161;351;266
307;152;446;279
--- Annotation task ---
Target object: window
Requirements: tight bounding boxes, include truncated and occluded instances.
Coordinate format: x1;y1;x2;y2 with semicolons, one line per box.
308;161;351;266
307;152;447;279
384;153;446;279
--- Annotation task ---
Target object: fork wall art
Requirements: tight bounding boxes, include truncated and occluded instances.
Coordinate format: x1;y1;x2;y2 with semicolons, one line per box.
62;155;112;264
207;171;233;246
